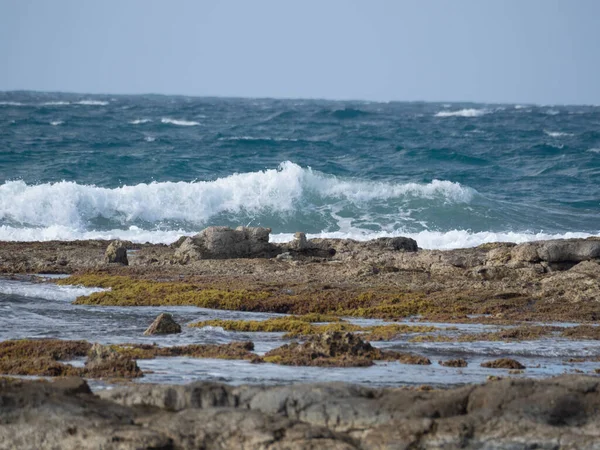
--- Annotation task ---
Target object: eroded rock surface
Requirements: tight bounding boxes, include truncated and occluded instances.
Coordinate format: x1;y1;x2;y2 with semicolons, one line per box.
3;375;600;449
143;312;182;335
104;240;128;265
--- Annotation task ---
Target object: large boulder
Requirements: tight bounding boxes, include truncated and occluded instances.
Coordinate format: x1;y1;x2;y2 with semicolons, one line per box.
85;343;142;378
174;226;280;261
104;240;128;265
511;238;600;264
143;313;182;335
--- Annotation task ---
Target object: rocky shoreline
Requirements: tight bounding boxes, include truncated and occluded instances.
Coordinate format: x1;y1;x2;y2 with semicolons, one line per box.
2;375;600;449
1;229;600;447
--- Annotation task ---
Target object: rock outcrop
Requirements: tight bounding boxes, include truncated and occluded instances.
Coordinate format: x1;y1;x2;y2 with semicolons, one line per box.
85;343;142;378
3;375;600;449
143;313;182;335
104;240;128;265
174;226;281;261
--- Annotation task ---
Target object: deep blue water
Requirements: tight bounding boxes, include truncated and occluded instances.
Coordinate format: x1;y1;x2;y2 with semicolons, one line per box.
1;91;599;248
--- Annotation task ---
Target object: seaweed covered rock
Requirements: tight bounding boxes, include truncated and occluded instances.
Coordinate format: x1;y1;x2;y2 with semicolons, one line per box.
85;343;142;378
263;331;430;367
174;226;281;261
104;240;128;265
481;358;526;370
143;313;181;335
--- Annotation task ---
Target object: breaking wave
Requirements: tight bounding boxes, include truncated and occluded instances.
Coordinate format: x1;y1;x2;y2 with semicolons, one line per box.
130;119;152;124
161;118;200;126
544;130;573;138
0;162;474;229
435;109;489;118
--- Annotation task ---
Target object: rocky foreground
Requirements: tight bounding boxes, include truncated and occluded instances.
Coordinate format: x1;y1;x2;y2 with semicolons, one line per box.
1;229;600;448
1;375;599;449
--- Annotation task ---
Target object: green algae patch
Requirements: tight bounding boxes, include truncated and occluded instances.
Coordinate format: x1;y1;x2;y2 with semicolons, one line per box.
60;274;271;309
189;316;361;337
190;317;438;339
110;341;258;361
0;339;91;360
362;324;439;341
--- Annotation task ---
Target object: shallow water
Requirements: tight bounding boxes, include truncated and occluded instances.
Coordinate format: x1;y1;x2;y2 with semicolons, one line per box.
0;277;598;388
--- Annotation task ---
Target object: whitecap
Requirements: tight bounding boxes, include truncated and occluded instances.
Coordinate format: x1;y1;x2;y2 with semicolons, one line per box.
161;118;200;126
50;121;64;126
0;101;24;106
544;130;573;138
588;148;600;154
42;101;70;106
75;100;109;106
144;136;156;142
130;119;152;125
434;109;489;118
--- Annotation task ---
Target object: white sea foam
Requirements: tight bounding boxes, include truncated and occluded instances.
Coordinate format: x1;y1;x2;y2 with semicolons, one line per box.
0;279;107;301
50;121;64;126
0;162;474;229
42;101;71;106
544;130;573;138
269;230;598;250
144;136;156;142
75;100;109;106
130;119;152;124
0;101;24;106
434;109;488;118
219;136;299;142
0;225;596;251
588;148;600;154
161;118;200;126
544;109;560;116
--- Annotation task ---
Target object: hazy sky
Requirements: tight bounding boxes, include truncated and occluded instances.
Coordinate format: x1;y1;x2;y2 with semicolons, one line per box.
1;0;599;104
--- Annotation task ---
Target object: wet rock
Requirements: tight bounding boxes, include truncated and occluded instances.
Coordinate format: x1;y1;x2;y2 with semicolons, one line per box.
85;343;142;378
370;237;419;252
143;313;182;335
439;358;468;367
174;226;281;261
481;358;525;370
104;240;128;265
288;232;308;251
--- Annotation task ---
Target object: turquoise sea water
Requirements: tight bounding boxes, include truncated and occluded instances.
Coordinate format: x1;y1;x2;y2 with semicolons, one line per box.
1;91;599;248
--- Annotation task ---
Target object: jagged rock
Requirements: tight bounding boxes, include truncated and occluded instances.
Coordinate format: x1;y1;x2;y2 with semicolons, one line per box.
288;232;308;251
104;240;128;265
174;226;281;261
373;237;419;252
481;358;526;369
143;313;182;335
85;343;142;378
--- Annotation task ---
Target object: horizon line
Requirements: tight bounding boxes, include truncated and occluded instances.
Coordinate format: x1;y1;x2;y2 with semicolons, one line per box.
1;89;597;108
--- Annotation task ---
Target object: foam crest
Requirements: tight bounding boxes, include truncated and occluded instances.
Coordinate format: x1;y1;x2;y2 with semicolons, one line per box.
270;230;598;250
0;162;473;228
130;119;152;124
161;118;200;126
544;130;573;138
50;121;64;126
0;101;24;106
435;109;488;118
0;279;107;301
75;100;109;106
42;101;70;106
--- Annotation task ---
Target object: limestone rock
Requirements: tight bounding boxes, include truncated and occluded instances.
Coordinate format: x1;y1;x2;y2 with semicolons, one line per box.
85;343;142;378
373;237;419;252
537;238;600;263
104;240;128;265
288;232;308;251
144;313;182;335
174;226;280;261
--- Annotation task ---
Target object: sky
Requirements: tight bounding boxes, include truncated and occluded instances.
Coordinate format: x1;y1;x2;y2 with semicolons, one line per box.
1;0;599;104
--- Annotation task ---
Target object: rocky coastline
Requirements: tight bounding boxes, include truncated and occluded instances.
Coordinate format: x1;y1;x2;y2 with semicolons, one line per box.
1;228;600;448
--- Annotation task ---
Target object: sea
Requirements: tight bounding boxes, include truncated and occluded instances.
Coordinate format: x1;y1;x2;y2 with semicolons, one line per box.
1;91;600;387
1;91;599;249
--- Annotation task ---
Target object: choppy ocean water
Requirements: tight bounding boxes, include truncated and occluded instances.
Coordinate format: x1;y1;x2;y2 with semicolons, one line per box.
1;91;599;249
